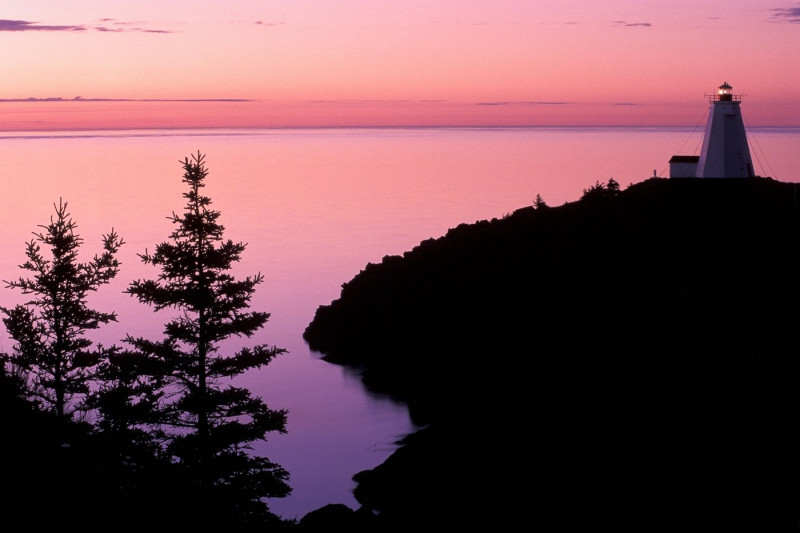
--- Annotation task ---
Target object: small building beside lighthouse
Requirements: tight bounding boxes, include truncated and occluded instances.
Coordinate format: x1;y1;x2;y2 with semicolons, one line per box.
670;82;755;178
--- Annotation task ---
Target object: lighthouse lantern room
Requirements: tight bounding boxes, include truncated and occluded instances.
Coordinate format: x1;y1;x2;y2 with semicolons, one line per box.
669;82;755;178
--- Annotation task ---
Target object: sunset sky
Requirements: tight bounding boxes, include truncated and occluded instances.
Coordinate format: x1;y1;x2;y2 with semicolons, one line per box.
2;1;800;129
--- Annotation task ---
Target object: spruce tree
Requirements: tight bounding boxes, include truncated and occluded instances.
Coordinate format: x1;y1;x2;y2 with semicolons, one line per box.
1;199;123;420
123;152;290;523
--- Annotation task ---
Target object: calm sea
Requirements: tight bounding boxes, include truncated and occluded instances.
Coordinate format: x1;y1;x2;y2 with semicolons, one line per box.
0;126;797;519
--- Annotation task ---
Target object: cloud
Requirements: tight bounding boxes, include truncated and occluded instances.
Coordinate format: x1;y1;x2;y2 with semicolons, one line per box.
0;97;252;103
476;101;573;106
612;20;653;27
0;19;85;31
0;18;172;33
771;5;800;23
92;18;173;33
307;99;446;104
94;25;172;33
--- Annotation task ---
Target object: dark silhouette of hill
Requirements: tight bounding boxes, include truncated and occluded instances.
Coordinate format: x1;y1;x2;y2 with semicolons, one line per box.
303;177;800;531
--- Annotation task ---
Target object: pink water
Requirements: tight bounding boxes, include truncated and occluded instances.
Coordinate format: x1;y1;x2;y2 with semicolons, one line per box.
0;126;797;518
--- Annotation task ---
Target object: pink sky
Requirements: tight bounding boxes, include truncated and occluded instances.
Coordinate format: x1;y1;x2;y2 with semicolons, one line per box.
1;1;799;130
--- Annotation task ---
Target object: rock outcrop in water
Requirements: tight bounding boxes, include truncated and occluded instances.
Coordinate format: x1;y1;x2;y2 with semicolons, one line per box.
303;176;800;531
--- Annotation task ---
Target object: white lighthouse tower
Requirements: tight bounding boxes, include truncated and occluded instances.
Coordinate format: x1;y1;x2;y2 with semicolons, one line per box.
669;82;755;178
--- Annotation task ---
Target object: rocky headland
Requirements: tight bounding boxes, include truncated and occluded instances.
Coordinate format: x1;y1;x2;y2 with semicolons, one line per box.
302;176;800;531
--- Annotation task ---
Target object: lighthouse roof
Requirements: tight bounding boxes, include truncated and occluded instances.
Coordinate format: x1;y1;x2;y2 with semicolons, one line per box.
669;155;700;163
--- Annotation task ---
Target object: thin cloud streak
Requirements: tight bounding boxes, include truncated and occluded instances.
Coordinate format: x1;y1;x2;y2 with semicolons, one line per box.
0;18;172;33
612;21;653;27
771;5;800;23
0;97;251;103
476;101;574;106
94;26;172;34
307;99;446;104
0;19;85;32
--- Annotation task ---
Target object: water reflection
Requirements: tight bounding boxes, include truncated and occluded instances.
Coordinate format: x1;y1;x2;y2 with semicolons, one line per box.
0;126;797;519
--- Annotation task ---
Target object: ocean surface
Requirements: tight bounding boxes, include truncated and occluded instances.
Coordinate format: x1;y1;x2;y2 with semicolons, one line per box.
0;126;797;519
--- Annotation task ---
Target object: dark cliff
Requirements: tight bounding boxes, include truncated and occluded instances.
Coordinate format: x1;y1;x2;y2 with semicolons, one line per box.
303;177;800;531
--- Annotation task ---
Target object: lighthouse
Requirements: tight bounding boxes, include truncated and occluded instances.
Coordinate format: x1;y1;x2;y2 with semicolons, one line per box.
669;82;755;178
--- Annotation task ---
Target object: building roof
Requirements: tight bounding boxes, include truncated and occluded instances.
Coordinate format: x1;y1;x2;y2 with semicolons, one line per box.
669;155;700;163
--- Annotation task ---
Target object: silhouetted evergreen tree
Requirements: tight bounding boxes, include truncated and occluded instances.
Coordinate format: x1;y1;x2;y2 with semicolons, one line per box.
87;345;168;464
0;199;123;420
122;152;291;526
581;177;621;202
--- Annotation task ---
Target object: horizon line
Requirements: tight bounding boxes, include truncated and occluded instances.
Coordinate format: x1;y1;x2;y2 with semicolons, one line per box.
1;123;798;138
1;99;797;131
